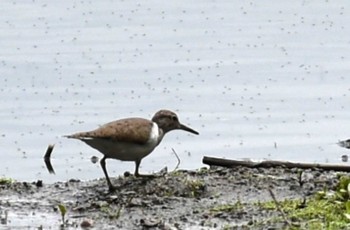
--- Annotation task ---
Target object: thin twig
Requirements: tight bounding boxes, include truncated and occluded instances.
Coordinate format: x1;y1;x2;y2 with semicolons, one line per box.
171;148;181;171
268;188;292;227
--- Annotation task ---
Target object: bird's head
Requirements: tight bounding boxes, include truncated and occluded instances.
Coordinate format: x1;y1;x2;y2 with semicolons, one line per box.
152;110;199;135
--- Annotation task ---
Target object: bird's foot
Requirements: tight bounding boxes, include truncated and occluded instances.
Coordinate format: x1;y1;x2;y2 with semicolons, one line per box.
135;173;158;178
108;185;117;192
134;167;168;178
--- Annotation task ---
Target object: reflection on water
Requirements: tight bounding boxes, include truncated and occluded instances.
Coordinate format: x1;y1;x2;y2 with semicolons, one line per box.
1;0;350;182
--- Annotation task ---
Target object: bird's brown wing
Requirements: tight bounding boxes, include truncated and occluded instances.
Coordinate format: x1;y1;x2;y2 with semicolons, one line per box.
67;118;153;145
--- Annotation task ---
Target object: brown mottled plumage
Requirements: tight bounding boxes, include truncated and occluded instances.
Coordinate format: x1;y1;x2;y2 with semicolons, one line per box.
68;118;154;144
65;110;199;191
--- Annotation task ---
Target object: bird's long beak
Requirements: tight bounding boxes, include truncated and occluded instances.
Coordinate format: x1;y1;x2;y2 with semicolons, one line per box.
179;123;199;135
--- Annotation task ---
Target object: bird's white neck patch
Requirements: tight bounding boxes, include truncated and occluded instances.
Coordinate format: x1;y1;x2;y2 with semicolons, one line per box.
148;122;161;145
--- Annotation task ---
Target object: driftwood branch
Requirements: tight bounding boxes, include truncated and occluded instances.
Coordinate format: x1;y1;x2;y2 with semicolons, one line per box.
202;156;350;172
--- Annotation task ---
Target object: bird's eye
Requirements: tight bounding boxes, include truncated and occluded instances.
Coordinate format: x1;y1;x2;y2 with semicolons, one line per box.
172;116;178;121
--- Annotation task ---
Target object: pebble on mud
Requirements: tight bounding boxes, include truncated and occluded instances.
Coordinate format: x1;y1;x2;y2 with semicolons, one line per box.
35;180;43;187
80;219;94;228
140;218;161;227
90;156;99;164
341;155;348;162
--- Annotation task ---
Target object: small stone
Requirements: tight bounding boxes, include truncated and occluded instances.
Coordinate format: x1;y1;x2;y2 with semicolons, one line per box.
90;156;99;164
80;219;93;228
124;171;131;177
140;218;160;227
162;223;177;230
128;198;142;207
35;180;43;187
341;155;348;162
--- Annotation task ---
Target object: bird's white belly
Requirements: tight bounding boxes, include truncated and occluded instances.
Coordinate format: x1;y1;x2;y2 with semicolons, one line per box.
105;141;158;161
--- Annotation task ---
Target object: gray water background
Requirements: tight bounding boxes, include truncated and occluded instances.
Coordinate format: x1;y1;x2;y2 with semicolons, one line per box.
1;0;350;182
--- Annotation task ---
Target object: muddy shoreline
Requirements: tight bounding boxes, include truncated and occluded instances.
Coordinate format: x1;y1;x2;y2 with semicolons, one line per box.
0;166;340;229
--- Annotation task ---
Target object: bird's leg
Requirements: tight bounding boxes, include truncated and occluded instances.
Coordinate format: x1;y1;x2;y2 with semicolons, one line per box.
100;156;115;192
134;160;156;178
134;159;142;177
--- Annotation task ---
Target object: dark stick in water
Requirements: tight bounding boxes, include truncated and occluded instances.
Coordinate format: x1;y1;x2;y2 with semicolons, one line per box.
44;144;55;174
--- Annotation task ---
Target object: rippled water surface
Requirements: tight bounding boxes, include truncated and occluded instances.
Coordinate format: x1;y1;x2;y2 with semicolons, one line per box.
1;0;350;183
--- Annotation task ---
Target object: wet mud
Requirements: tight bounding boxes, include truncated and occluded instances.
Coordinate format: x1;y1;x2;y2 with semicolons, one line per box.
0;166;339;229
